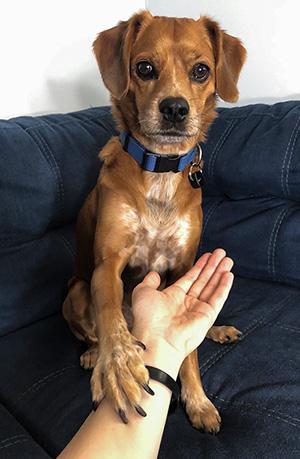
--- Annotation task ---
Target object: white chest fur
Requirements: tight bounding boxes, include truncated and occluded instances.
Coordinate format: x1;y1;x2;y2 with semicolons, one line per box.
121;172;191;275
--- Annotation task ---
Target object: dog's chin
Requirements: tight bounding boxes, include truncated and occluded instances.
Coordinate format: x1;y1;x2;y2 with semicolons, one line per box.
143;130;198;145
151;134;188;144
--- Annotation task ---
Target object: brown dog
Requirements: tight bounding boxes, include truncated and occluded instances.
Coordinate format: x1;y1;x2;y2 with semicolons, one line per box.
63;10;246;433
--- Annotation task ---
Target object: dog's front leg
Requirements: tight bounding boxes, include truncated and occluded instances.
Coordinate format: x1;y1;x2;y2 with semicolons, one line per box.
167;255;221;434
90;249;150;422
180;350;221;433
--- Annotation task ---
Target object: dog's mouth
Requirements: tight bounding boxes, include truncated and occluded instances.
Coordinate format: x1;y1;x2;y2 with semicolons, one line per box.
143;129;197;144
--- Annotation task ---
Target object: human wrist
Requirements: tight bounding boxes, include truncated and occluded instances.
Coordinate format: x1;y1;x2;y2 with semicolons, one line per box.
133;332;184;380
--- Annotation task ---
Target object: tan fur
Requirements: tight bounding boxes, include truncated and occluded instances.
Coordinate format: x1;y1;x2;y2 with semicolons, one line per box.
62;9;245;432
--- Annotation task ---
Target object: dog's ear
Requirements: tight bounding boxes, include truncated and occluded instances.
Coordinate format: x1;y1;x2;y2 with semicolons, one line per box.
201;17;246;102
93;10;153;100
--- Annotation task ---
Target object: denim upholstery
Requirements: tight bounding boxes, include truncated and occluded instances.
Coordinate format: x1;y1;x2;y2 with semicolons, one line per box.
0;108;116;336
0;404;50;458
0;103;299;458
199;101;300;288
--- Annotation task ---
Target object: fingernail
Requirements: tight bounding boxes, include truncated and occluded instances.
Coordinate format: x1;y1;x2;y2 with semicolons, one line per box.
142;383;155;396
135;340;146;350
135;404;147;417
118;408;128;424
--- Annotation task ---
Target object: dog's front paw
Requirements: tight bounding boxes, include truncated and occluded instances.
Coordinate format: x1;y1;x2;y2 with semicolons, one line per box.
90;333;152;422
182;389;221;434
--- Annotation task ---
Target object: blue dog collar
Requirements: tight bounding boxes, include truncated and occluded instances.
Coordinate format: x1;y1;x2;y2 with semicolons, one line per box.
119;131;198;173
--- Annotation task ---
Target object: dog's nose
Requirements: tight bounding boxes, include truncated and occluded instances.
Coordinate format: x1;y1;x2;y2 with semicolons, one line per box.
159;97;190;123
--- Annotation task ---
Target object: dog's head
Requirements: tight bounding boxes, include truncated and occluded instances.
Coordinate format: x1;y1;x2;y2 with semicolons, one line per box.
93;10;246;153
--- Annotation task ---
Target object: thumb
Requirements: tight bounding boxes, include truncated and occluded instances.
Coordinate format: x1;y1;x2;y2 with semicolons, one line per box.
137;271;161;290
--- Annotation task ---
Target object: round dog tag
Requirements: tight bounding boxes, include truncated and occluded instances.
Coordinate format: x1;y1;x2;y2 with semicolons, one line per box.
188;143;204;188
188;168;203;188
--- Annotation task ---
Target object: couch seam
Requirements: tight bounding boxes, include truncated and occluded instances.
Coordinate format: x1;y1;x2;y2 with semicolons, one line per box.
0;226;76;253
216;110;300;121
1;365;77;457
0;434;28;446
201;298;288;372
285;115;300;196
277;324;300;333
14;365;77;403
267;207;288;278
0;117;108;131
0;391;52;458
208;120;236;177
26;129;65;222
200;198;224;249
202;198;223;230
22;112;112;132
280;114;300;196
210;120;237;177
56;233;76;259
200;293;295;373
208;394;300;428
0;437;30;450
271;207;289;280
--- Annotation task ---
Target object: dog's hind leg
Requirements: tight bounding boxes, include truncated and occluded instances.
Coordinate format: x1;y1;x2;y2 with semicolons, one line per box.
80;344;98;370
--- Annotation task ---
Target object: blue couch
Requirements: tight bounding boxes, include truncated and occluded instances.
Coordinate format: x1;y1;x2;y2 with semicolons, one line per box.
0;102;299;458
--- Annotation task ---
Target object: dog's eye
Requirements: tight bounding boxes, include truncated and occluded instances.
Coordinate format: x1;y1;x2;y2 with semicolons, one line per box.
136;61;157;80
191;63;210;82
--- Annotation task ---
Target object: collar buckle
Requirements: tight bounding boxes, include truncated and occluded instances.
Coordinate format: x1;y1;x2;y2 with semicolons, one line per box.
152;154;181;173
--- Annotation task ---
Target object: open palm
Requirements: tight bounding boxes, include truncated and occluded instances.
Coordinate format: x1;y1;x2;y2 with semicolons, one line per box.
132;249;234;359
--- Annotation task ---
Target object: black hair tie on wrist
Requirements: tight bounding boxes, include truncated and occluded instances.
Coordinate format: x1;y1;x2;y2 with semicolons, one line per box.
145;365;180;404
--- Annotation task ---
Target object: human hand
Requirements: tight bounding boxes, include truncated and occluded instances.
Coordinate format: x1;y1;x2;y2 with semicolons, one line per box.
131;249;234;363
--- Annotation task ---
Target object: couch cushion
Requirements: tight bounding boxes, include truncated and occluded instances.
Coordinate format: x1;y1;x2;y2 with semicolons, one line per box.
0;276;299;458
0;404;50;458
0;107;117;336
2;101;300;337
200;101;300;288
2;102;300;338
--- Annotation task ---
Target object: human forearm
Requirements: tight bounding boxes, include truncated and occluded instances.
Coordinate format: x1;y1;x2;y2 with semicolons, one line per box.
58;339;183;459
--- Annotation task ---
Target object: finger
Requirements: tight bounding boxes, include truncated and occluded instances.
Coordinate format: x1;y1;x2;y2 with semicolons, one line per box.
142;271;161;288
199;257;233;302
132;272;161;299
165;252;211;295
207;271;234;320
189;257;233;301
189;271;234;330
186;248;227;298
